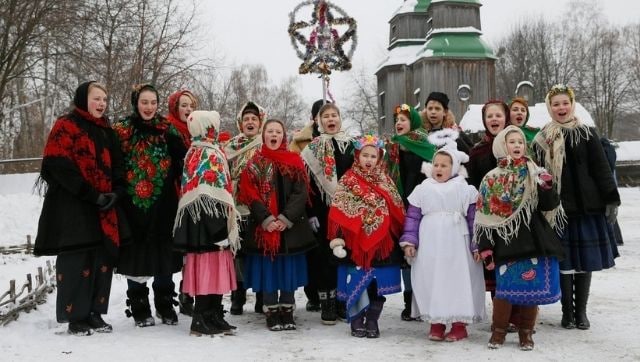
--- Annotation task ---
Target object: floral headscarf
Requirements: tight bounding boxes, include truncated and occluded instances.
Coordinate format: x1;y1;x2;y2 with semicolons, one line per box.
328;135;405;268
174;111;240;253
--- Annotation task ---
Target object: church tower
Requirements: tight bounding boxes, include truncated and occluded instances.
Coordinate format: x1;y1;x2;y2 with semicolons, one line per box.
376;0;496;134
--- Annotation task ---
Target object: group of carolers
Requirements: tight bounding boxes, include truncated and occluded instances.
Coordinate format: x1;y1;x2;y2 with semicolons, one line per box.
34;81;620;351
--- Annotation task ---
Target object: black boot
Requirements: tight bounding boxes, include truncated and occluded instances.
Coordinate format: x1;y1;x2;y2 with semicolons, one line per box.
319;290;337;325
350;312;366;338
401;290;415;321
191;295;223;336
574;272;592;330
125;286;155;327
560;274;575;329
153;285;179;325
280;304;296;330
305;286;321;312
178;280;194;316
265;305;283;331
68;320;94;336
87;312;113;333
365;298;385;338
254;291;264;314
207;294;236;335
230;281;247;315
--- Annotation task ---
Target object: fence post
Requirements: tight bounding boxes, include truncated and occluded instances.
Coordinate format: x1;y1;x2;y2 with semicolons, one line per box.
9;280;16;303
26;274;33;293
26;235;32;254
37;267;44;286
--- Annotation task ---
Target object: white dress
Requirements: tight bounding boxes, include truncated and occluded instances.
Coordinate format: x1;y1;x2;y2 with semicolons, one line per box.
408;175;486;323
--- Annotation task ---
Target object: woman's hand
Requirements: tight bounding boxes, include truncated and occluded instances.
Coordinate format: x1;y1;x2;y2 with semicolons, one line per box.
403;245;416;258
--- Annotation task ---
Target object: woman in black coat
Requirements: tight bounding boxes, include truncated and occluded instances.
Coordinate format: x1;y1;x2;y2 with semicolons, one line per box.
35;81;128;335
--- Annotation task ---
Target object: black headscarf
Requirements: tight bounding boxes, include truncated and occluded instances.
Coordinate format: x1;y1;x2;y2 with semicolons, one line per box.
73;81;95;112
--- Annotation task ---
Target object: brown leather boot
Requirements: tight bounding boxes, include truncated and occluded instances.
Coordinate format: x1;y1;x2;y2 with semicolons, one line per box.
518;305;538;351
488;298;512;349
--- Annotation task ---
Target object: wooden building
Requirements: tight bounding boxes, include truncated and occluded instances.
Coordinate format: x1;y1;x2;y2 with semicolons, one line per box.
376;0;496;134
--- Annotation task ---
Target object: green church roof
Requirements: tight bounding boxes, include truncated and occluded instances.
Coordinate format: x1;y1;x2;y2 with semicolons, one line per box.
421;31;496;59
414;0;431;12
430;0;480;5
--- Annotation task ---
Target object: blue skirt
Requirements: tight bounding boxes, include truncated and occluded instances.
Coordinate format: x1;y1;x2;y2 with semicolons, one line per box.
336;265;401;321
244;254;308;293
559;214;619;272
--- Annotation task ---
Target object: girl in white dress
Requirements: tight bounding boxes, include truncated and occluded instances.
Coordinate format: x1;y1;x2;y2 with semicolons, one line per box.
400;134;485;342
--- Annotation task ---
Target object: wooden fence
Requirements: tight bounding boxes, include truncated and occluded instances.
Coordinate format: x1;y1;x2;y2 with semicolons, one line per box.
0;235;56;326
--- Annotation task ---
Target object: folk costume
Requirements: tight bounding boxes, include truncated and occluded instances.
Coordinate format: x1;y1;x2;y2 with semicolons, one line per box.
400;134;484;342
113;84;187;327
532;84;620;331
476;126;564;350
328;135;405;338
173;110;240;336
300;112;355;324
238;120;316;331
35;81;128;335
509;97;540;145
166;89;197;148
223;101;266;315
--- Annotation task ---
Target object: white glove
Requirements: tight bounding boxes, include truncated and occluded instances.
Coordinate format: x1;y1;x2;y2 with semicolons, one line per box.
309;216;320;233
333;245;347;258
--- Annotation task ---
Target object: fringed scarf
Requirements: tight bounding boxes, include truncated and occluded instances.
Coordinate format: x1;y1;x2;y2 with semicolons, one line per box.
238;140;309;258
43;107;120;248
533;117;589;230
300;132;352;204
327;160;405;269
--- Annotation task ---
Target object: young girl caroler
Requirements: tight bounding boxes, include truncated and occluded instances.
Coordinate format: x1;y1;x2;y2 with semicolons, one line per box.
475;126;564;351
532;84;620;331
238;119;316;331
400;132;485;343
173;111;240;336
328;135;405;338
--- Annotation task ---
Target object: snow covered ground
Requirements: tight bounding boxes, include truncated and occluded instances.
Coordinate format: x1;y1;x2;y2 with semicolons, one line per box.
1;173;639;361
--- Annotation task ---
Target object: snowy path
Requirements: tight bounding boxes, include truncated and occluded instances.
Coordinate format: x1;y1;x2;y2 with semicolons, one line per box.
0;188;639;361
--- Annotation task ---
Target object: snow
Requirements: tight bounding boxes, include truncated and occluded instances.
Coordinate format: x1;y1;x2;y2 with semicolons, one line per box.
376;44;424;71
615;141;640;162
459;102;596;132
1;173;639;360
430;26;482;34
392;0;419;16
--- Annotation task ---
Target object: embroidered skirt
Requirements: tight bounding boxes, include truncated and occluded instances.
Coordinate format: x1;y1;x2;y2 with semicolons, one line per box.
336;265;401;322
559;214;618;272
495;256;561;306
182;250;237;296
244;254;307;293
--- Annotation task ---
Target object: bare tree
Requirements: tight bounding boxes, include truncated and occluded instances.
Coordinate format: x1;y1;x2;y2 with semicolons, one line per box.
342;65;378;136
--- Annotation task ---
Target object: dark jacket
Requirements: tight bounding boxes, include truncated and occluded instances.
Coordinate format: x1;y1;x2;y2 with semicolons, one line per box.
477;186;565;264
398;149;426;207
35;112;129;256
467;139;496;189
307;138;354;244
173;205;230;253
244;172;316;256
533;127;620;216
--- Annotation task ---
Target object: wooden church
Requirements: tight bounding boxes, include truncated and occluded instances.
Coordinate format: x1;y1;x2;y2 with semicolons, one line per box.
376;0;496;134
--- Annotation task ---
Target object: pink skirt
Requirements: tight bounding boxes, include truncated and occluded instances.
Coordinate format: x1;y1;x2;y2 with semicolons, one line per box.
182;250;237;296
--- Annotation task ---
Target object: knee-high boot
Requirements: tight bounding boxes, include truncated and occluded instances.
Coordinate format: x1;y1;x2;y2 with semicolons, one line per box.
518;306;538;351
488;298;513;349
560;273;575;329
574;272;592;330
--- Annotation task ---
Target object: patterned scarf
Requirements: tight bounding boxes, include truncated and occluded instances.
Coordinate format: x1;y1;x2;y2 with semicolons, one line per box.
300;132;352;204
386;128;435;196
238;132;309;257
328;158;405;269
43;107;120;248
174;112;240;253
474;127;545;245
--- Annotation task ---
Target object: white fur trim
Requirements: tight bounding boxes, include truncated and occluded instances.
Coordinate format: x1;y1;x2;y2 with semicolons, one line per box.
329;238;345;249
427;128;459;148
399;241;416;248
421;161;433;178
333;245;347;258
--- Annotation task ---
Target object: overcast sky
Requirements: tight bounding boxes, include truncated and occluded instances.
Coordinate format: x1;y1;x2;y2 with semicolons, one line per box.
197;0;639;107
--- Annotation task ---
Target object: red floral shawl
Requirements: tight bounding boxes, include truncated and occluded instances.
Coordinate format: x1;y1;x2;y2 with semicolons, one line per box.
238;138;309;257
42;107;120;247
328;159;405;268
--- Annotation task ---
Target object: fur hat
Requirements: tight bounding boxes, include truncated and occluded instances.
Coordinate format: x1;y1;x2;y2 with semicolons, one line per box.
425;92;450;110
311;99;330;120
187;110;221;140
